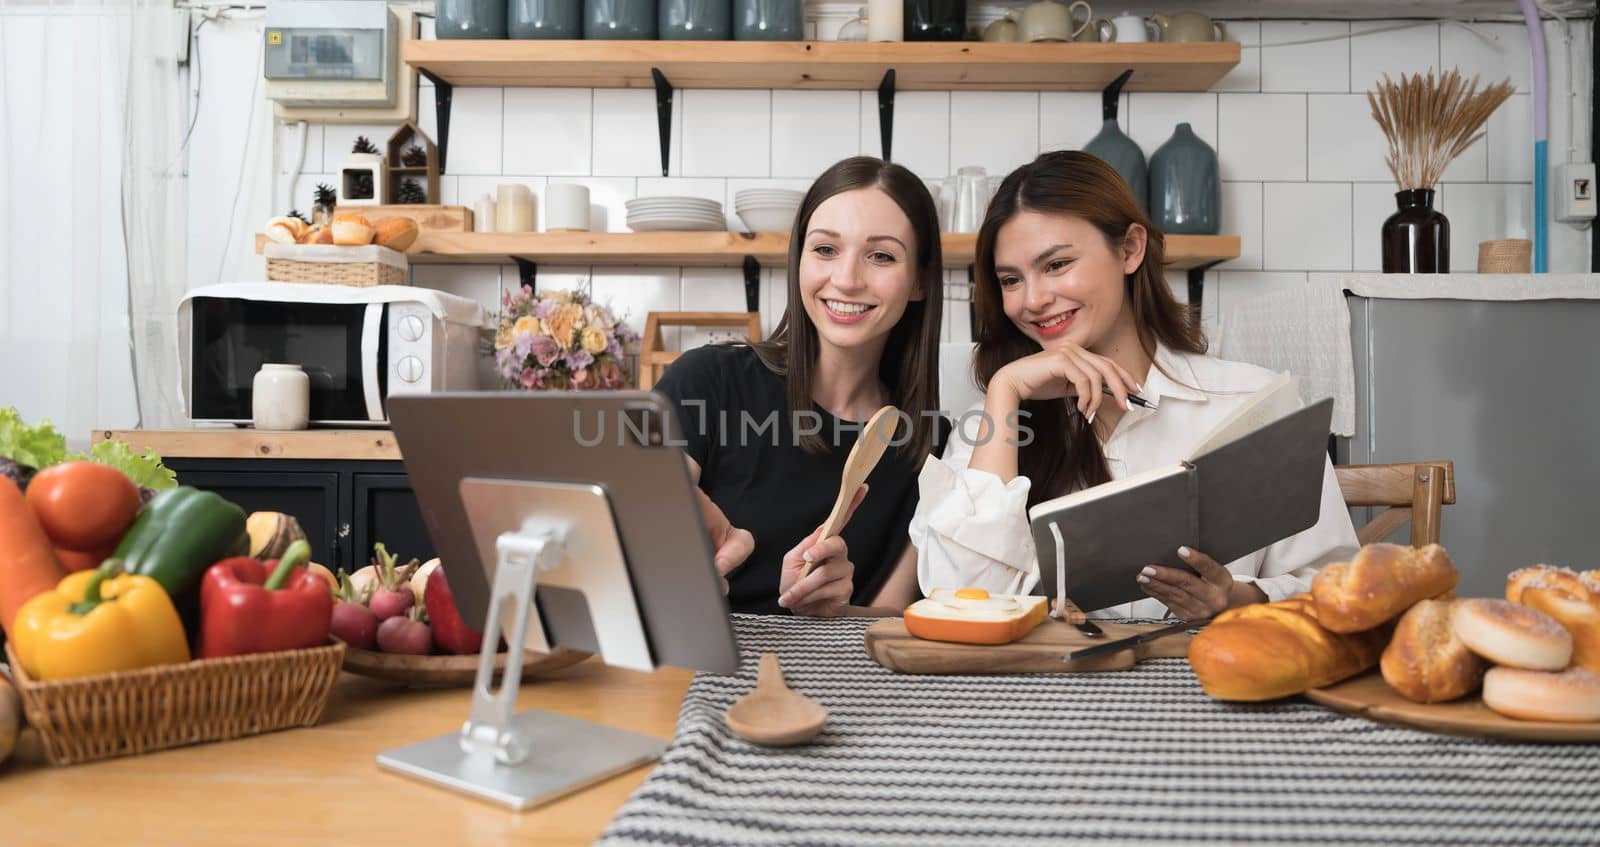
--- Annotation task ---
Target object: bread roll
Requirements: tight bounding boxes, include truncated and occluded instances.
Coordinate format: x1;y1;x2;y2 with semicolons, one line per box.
374;217;419;251
1507;565;1600;674
331;214;375;246
1453;598;1572;670
1311;543;1459;633
264;217;300;244
1188;594;1388;702
904;588;1048;645
298;224;322;245
1380;598;1486;703
1482;666;1600;723
313;225;334;245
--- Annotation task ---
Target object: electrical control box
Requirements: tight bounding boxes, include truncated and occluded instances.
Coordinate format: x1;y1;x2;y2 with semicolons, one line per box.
263;0;417;123
1555;162;1596;222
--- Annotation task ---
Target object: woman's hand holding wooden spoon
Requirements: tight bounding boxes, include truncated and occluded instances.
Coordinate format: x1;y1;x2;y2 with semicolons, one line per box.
779;485;867;616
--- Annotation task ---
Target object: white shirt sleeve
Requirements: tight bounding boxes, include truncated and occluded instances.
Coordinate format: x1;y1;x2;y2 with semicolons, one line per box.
1236;456;1360;602
908;406;1041;596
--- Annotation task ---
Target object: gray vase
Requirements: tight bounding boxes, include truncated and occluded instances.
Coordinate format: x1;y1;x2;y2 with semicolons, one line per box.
733;0;802;39
1148;122;1220;235
584;0;657;38
660;0;732;38
1084;119;1148;213
437;0;508;37
510;0;582;37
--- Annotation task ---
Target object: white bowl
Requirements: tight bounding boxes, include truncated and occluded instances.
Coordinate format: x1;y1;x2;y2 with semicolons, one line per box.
737;207;798;233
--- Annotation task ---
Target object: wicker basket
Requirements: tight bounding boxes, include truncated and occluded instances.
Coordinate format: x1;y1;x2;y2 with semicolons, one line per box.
264;244;408;287
5;641;345;766
1477;239;1533;274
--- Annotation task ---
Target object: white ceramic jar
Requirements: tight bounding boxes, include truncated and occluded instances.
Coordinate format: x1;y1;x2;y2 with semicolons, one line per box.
252;363;311;431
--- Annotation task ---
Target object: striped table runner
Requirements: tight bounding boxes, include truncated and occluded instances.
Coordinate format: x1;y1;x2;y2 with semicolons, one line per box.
600;614;1600;846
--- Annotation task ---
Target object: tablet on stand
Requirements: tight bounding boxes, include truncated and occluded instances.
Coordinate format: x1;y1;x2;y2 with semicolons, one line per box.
376;391;740;811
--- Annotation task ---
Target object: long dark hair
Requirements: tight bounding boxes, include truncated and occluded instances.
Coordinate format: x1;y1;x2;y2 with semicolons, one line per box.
753;156;944;461
973;150;1205;506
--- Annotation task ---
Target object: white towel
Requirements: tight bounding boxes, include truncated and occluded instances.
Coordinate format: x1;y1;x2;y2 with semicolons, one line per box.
1216;277;1356;437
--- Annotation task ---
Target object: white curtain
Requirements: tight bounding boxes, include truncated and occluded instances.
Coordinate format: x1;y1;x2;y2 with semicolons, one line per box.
0;0;185;442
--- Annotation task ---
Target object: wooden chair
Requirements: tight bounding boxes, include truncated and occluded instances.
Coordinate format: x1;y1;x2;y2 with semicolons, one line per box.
638;311;763;390
1335;462;1456;547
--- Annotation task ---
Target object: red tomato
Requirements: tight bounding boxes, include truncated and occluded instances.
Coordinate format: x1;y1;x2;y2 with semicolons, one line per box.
25;462;141;552
55;545;116;573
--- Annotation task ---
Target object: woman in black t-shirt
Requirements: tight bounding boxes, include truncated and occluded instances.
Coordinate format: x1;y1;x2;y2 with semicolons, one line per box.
656;157;946;616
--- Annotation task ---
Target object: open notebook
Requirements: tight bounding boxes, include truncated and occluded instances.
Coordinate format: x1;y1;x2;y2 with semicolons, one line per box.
1029;373;1334;614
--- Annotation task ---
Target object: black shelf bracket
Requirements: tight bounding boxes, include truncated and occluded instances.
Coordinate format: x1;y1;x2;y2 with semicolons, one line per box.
742;256;762;314
877;69;897;161
652;68;674;177
1186;259;1223;308
419;69;453;174
1102;68;1134;117
512;257;538;293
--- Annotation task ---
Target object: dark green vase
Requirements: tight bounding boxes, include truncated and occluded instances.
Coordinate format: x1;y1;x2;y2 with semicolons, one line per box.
1148;122;1220;235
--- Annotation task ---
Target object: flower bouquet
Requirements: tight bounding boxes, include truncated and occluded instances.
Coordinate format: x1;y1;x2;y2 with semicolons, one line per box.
494;287;639;390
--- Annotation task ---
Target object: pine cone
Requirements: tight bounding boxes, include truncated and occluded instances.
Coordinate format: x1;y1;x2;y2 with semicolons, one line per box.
287;209;310;224
396;178;426;205
313;182;336;208
351;135;379;155
351;174;375;201
401;144;428;167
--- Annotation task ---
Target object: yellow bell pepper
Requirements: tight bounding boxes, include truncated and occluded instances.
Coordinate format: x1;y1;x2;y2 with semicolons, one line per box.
12;560;190;681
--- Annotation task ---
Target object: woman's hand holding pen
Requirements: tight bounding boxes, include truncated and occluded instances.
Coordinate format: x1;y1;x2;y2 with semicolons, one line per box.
991;344;1144;423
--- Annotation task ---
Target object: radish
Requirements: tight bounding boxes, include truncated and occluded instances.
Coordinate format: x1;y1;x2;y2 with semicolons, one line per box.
376;606;432;655
364;542;419;621
330;571;378;649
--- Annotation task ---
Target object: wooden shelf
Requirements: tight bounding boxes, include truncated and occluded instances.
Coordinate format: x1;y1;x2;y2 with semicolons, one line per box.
95;429;401;461
403;40;1240;92
256;231;1239;270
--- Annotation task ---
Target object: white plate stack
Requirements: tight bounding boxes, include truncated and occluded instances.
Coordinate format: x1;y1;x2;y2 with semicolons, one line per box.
734;189;804;234
625;196;727;232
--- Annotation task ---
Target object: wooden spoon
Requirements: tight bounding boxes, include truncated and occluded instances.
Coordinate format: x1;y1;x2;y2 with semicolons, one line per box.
723;653;828;747
802;405;900;577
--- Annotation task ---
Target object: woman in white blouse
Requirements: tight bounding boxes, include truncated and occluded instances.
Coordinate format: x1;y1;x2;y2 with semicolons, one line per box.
910;151;1357;620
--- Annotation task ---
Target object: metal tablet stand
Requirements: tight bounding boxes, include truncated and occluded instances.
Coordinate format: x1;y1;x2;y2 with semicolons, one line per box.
377;482;667;811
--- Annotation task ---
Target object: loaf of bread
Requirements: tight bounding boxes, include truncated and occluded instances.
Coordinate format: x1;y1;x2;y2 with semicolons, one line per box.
264;216;306;244
1380;598;1486;703
1507;565;1600;674
904;588;1048;645
1311;543;1459;633
331;214;375;246
374;217;419;251
1188;594;1388;701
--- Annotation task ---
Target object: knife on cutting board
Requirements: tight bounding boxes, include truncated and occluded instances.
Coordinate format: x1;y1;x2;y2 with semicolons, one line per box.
1062;620;1198;663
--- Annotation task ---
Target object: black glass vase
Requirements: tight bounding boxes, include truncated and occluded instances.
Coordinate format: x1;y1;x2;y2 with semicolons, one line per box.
1381;188;1449;273
904;0;965;40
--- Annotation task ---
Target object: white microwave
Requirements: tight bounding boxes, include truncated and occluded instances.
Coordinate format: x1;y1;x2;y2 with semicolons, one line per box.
179;283;484;425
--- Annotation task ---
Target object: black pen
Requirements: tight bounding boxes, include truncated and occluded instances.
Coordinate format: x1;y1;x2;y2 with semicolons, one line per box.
1102;385;1158;410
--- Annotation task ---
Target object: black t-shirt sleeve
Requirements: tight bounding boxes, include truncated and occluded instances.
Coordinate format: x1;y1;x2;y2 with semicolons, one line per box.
650;345;728;468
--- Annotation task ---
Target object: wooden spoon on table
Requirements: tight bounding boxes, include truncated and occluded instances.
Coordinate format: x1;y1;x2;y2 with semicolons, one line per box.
724;653;828;747
801;405;900;578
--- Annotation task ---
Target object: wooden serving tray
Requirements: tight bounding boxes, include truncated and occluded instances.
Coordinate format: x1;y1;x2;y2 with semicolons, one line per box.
1306;671;1600;743
341;647;590;686
865;617;1192;674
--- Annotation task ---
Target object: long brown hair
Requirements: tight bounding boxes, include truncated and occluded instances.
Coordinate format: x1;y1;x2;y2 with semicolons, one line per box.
753;156;944;460
973;150;1205;506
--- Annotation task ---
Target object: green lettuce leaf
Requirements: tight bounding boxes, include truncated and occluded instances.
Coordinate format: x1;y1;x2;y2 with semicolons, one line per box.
0;407;68;469
79;440;179;491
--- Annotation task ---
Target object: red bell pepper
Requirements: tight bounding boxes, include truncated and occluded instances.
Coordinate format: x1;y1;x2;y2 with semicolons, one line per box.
198;539;333;659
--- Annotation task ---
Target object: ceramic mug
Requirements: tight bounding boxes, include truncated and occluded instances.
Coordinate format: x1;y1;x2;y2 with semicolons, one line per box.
1109;12;1155;42
982;10;1020;42
252;364;310;431
1020;0;1088;42
1149;10;1226;42
545;183;592;232
1071;16;1113;41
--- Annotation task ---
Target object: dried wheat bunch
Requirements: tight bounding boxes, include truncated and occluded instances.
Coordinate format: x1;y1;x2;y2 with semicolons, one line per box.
1368;69;1515;191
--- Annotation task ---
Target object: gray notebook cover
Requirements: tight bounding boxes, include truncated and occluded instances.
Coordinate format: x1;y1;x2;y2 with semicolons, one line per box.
1031;398;1333;613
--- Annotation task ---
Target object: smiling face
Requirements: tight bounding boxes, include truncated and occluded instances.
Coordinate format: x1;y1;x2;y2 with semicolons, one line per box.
992;209;1142;353
797;187;924;358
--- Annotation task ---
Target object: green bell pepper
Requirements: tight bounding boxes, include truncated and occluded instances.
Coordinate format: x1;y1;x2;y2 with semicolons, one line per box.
113;487;249;597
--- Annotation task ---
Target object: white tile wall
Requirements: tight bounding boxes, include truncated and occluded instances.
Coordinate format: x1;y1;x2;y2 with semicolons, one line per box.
277;16;1587;368
1263;183;1352;271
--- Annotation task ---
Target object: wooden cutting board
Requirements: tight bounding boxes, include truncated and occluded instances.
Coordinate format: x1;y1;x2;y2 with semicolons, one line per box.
1307;671;1600;743
865;617;1193;674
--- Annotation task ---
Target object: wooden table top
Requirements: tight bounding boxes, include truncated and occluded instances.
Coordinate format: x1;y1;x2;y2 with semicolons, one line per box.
2;660;693;847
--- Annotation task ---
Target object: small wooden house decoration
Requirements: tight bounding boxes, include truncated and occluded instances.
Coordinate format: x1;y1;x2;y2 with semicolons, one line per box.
386;122;440;206
339;135;386;207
